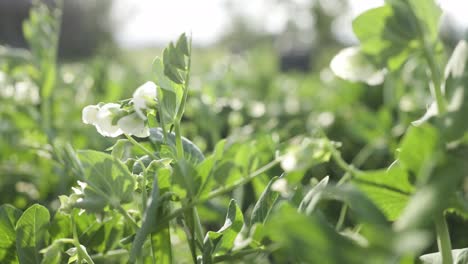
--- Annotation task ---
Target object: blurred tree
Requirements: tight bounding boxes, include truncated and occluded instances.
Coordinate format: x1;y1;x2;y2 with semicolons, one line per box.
0;0;114;59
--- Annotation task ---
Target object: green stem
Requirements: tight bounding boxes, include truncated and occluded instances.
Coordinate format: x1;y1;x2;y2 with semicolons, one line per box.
157;87;169;143
424;45;446;114
136;159;148;213
410;0;446;114
335;204;348;231
174;122;184;159
116;205;139;231
328;141;360;180
125;134;158;160
155;158;281;230
213;248;270;263
434;213;453;264
72;215;95;264
90;249;128;261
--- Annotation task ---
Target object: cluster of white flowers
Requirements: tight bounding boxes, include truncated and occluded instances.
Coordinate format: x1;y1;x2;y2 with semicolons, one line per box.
0;72;40;104
82;81;157;138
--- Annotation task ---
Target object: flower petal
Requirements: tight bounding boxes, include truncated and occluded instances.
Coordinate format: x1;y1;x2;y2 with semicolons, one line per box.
330;46;386;86
82;105;100;125
132;81;157;120
117;113;150;138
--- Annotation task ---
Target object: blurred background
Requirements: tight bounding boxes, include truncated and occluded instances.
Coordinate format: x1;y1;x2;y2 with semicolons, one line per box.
2;0;468;254
1;0;467;57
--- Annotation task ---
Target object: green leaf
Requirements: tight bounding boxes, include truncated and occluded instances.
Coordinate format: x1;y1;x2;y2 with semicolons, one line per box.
107;139;131;159
149;128;205;164
159;88;179;125
0;205;22;263
164;64;184;84
397;124;440;178
152;57;177;92
173;159;200;198
213;200;244;255
437;40;468;142
76;150;136;212
298;176;329;215
395;153;467;230
129;166;171;262
40;241;62;264
176;33;190;56
150;223;172;264
16;204;50;264
352;0;442;70
352;5;412;69
250;176;279;225
352;166;413;220
167;42;186;70
196;139;226;198
405;0;442;42
266;204;371;264
322;185;388;226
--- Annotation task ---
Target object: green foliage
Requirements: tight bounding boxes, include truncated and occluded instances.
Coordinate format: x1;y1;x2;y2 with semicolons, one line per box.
16;204;50;264
0;205;22;263
3;0;468;263
75;150;136;212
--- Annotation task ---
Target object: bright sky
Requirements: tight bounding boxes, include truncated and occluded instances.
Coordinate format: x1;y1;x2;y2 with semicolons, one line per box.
111;0;468;48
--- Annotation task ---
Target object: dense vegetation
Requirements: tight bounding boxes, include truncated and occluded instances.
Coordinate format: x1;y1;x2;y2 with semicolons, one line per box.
1;0;468;263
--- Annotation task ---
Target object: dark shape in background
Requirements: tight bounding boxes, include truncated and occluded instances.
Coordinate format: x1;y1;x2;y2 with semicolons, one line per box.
0;0;113;59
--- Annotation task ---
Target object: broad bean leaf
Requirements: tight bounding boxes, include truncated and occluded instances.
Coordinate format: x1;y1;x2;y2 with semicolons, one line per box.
0;205;22;263
16;204;50;264
76;150;136;212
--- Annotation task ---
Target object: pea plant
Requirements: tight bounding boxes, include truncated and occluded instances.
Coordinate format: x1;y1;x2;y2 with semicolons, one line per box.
1;0;468;263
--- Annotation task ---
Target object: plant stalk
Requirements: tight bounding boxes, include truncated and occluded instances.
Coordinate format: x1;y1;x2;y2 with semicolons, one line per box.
434;213;453;264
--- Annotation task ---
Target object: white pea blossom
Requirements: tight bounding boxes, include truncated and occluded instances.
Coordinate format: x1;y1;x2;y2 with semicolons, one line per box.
330;46;386;86
82;103;150;138
117;113;150;138
82;105;99;125
133;81;157;120
94;103;123;137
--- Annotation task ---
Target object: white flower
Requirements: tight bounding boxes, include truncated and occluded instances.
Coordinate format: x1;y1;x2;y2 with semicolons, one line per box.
280;152;297;172
330;46;386;86
117;113;150;138
93;103;123;137
82;105;99;124
271;178;290;197
133;81;157;120
82;103;150;138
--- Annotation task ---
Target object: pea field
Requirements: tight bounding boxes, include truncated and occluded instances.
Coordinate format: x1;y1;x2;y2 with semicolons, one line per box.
1;0;468;263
